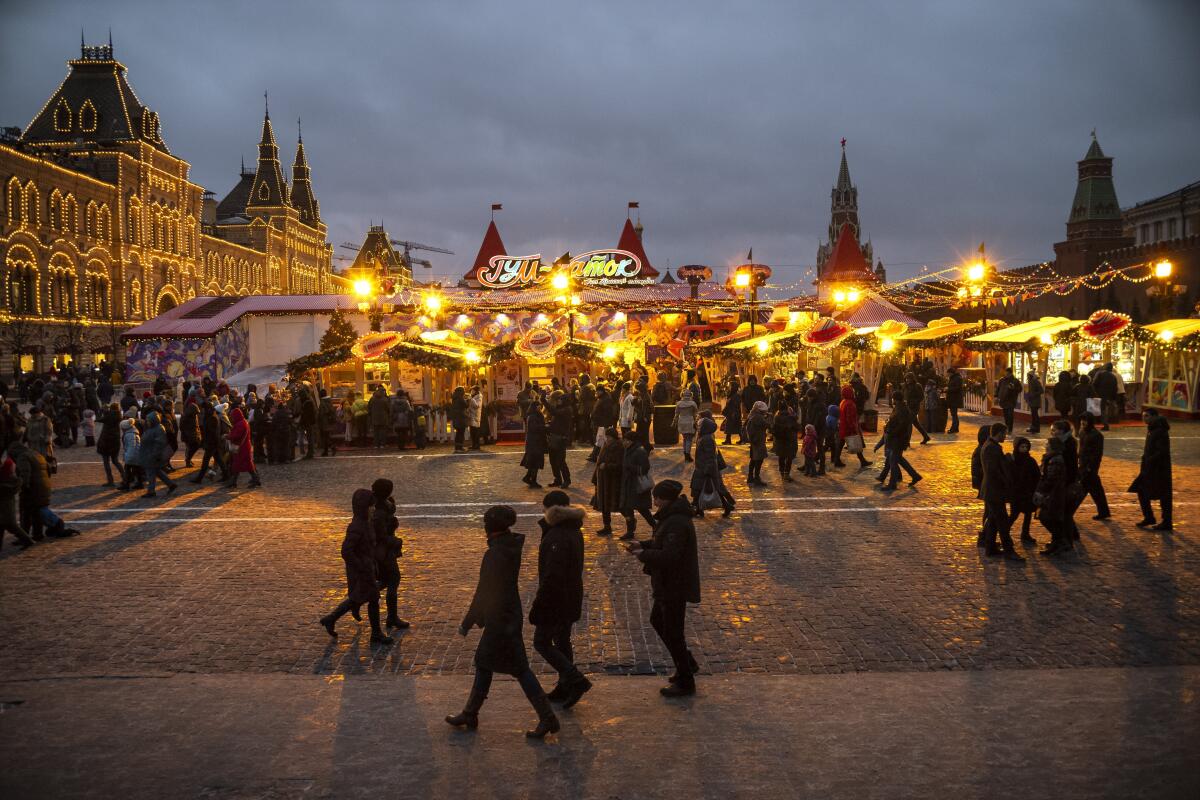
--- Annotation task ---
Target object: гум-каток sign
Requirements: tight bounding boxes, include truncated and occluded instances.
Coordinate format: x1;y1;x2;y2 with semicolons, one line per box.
477;249;653;289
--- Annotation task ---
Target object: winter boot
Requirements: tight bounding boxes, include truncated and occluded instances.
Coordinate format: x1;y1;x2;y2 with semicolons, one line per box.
445;685;487;729
561;674;593;709
525;693;561;738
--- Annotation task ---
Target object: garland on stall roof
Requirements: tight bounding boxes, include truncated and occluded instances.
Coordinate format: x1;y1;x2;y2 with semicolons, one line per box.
724;330;881;362
560;339;603;361
286;344;353;377
1053;323;1200;353
385;340;468;370
483;340;517;365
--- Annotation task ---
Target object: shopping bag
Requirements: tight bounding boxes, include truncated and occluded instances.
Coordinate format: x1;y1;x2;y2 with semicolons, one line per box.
595;427;606;448
844;433;865;454
636;472;654;494
698;480;722;510
1086;397;1103;417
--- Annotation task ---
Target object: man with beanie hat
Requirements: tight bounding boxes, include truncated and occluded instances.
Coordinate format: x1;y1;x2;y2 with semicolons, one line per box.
626;479;701;697
369;478;409;630
446;505;559;738
529;490;590;708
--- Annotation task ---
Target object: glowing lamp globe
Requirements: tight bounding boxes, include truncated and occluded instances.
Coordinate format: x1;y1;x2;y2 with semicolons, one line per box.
1155;259;1174;279
353;279;373;298
967;262;986;282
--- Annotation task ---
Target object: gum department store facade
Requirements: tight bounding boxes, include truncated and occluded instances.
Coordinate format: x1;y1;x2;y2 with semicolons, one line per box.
1;41;339;375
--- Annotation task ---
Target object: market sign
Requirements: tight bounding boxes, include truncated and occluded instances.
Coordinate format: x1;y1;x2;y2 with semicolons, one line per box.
514;326;565;358
477;249;652;290
351;331;403;360
1080;309;1131;341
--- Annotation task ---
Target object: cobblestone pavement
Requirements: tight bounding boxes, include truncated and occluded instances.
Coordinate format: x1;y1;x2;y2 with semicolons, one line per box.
3;669;1197;799
1;414;1196;679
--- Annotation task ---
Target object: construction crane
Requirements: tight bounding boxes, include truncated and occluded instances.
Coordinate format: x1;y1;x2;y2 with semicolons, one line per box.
390;239;453;270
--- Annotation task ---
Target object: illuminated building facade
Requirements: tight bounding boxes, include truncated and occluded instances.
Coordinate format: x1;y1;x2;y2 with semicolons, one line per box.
0;41;338;374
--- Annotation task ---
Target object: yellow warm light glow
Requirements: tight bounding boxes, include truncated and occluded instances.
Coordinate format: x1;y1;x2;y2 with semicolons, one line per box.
602;345;617;359
734;270;751;288
1039;333;1054;345
1155;259;1174;279
970;286;982;297
551;272;570;291
465;349;481;363
967;262;986;282
420;330;451;342
956;287;968;299
357;302;369;313
1159;329;1175;342
353;279;373;298
847;288;861;304
756;340;770;353
496;313;509;325
423;293;443;313
880;337;896;352
570;294;581;306
612;311;627;323
536;313;547;323
833;289;847;304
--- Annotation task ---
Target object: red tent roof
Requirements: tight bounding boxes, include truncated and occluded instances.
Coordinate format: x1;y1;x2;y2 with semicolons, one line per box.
617;218;659;278
462;220;507;283
823;223;878;283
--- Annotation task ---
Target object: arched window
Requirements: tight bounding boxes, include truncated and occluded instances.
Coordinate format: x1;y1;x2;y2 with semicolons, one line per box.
129;278;142;317
62;193;78;234
54;99;71;132
86;200;98;238
5;245;38;315
50;189;64;230
79;100;97;132
23;181;40;227
6;177;21;225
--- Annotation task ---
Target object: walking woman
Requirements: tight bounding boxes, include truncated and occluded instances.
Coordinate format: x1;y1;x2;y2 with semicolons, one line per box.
225;407;261;489
674;390;699;462
619;431;656;539
521;400;547;488
744;401;769;487
593;427;624;537
837;385;872;469
446;505;560;738
139;411;178;498
530;491;590;708
690;417;734;518
721;380;742;445
95;401;124;487
179;396;201;467
547;392;573;488
319;488;391;645
772;403;798;480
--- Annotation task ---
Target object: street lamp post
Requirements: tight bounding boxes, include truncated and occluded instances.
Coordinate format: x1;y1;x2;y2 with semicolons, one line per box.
962;257;988;332
551;253;577;340
1153;258;1175;320
734;267;768;336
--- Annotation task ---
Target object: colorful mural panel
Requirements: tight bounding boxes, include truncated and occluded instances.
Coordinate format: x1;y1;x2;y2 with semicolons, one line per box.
124;321;250;386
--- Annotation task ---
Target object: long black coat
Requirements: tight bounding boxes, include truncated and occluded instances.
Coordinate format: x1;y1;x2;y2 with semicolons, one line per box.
945;372;964;409
341;489;378;605
1036;452;1068;522
619;443;652;512
1079;427;1104;478
637;496;701;603
462;531;530;676
95;407;122;457
521;409;547;470
980;439;1010;503
529;505;585;626
1129;416;1172;499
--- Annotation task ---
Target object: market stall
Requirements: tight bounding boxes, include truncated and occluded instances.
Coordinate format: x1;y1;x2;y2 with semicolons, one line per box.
962;316;1086;418
1137;319;1200;417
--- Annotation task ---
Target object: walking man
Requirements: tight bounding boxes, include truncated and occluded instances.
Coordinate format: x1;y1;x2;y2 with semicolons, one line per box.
981;422;1024;560
446;505;560;738
1078;413;1110;520
995;367;1022;434
529;490;590;707
626;480;701;697
1130;408;1172;531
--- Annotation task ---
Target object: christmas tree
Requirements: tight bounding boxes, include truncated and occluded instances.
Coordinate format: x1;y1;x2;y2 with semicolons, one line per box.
320;307;358;350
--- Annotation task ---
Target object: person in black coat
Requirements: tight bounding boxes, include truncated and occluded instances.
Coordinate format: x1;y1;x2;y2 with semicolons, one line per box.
450;386;469;453
369;478;409;631
1036;436;1072;555
945;367;964;433
1006;436;1041;543
772;404;799;480
1077;413;1111;520
627;480;701;697
980;422;1023;560
588;387;618;462
1130;409;1172;531
902;373;931;444
1091;364;1118;430
1051;371;1074;428
521;401;547;488
877;396;921;490
740;375;766;415
95;402;124;487
319;488;391;644
529;491;590;707
546;392;573;489
446;505;560;738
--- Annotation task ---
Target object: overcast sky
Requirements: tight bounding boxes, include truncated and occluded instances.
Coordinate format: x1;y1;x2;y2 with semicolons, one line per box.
3;0;1198;290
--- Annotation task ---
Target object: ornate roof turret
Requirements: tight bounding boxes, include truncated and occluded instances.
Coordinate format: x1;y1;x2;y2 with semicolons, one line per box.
461;220;508;286
617;217;659;277
816;139;874;282
821;223;879;284
1066;132;1122;234
215;159;256;221
22;38;170;153
246;97;290;210
290;119;320;227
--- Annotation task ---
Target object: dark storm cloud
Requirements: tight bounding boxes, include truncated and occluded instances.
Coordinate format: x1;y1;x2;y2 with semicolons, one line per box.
3;0;1198;291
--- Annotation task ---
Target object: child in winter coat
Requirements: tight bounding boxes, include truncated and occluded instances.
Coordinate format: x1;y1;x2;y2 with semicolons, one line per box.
413;405;429;449
81;409;97;447
801;424;819;477
1007;436;1041;543
823;404;842;468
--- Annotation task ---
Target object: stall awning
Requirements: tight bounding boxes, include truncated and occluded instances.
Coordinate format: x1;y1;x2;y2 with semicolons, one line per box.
722;327;809;351
1143;319;1200;338
965;316;1083;347
897;321;984;341
690;322;764;350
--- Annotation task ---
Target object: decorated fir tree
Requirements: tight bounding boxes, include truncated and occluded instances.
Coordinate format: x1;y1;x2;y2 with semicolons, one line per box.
320;307;358;350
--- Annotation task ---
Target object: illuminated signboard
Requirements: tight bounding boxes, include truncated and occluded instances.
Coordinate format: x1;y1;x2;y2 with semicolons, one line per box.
477;249;653;290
